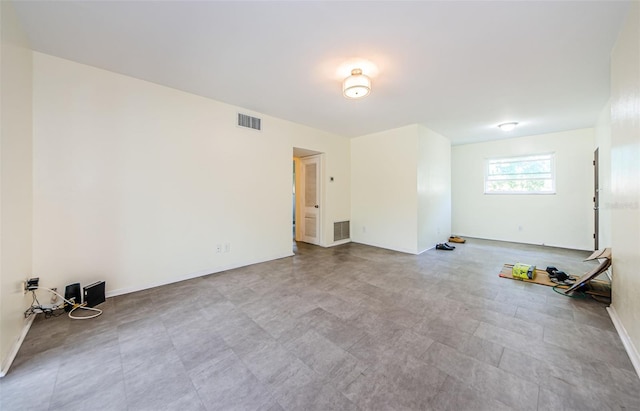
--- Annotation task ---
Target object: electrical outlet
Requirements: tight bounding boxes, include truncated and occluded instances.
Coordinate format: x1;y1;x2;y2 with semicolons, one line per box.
216;244;222;253
26;278;39;291
23;277;39;294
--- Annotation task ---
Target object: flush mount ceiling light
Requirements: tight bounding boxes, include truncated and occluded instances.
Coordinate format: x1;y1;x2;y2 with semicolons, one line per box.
343;68;371;99
498;122;518;132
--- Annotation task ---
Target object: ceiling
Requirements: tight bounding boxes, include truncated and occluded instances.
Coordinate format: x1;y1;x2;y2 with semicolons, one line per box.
13;1;630;145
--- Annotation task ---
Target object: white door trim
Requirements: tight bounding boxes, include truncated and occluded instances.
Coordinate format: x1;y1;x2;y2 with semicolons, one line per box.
298;154;322;245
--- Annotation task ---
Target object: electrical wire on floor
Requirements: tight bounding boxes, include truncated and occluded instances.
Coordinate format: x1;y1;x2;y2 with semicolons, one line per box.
23;290;64;319
552;284;587;299
24;287;102;320
552;285;612;305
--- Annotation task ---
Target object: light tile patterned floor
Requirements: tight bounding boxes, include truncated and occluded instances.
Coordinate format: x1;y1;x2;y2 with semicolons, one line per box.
1;238;639;410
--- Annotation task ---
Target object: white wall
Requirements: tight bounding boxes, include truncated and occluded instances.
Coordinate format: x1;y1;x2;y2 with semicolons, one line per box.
609;1;640;374
0;0;33;376
32;52;350;297
351;124;451;254
351;125;418;253
417;126;451;252
595;101;612;248
452;128;595;250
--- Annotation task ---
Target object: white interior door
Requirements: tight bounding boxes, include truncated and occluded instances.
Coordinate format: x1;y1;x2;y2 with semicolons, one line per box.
301;155;320;245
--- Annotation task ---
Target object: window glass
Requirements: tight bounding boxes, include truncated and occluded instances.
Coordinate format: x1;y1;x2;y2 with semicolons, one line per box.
485;154;555;194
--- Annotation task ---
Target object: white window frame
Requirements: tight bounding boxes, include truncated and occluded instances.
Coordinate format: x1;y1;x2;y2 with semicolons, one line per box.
484;153;556;195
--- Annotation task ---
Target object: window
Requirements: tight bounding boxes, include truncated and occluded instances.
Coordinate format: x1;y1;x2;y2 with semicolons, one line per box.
485;153;555;194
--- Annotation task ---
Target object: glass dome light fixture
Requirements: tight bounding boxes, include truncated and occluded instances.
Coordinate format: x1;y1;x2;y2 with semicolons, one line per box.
343;68;371;99
498;122;518;132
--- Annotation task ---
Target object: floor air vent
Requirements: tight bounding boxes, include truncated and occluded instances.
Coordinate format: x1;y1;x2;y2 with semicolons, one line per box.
237;113;262;131
334;221;350;241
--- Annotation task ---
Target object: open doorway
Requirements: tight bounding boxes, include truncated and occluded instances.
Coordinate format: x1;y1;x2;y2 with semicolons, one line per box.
293;148;323;251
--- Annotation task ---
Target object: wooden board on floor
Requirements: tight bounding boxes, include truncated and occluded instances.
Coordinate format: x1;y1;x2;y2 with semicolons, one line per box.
499;264;570;288
499;264;611;297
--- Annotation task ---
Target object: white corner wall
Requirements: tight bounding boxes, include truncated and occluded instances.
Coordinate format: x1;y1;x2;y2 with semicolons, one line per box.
417;126;451;252
452;128;595;250
351;124;451;254
609;1;640;375
351;125;418;253
32;52;350;297
0;0;33;376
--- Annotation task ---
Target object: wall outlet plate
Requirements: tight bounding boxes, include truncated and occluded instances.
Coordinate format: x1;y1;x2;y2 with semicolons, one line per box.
26;278;39;291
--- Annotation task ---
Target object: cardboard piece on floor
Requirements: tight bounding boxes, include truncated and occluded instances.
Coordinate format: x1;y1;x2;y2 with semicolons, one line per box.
564;248;612;295
584;247;612;261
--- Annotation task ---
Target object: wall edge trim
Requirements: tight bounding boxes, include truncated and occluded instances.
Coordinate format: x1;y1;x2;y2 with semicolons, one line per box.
106;252;294;298
451;235;592;252
417;245;435;254
0;315;36;378
607;305;640;378
350;240;417;255
326;239;351;247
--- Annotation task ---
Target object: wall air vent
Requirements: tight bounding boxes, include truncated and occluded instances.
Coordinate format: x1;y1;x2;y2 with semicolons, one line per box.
334;221;350;241
237;113;262;131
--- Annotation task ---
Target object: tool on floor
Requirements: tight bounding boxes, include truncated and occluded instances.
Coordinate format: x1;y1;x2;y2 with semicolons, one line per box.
546;266;576;285
512;263;536;280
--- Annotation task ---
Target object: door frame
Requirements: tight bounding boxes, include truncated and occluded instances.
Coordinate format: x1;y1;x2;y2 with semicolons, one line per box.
594;147;599;250
293;150;323;246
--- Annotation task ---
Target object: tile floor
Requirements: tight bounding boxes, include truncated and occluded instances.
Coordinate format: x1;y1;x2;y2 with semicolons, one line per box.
1;238;639;410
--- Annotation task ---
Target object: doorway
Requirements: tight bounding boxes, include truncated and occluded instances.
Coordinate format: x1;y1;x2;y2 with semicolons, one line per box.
293;148;323;248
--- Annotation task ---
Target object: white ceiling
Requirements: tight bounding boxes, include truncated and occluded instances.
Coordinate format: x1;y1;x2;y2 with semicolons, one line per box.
13;1;630;145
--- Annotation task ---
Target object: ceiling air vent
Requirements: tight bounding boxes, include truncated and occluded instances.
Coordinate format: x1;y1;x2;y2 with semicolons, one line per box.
237;113;262;131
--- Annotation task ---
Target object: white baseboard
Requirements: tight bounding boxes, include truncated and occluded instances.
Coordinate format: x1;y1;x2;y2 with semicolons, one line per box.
106;252;294;298
418;245;436;254
350;239;418;255
0;314;35;378
327;239;351;247
607;305;640;378
455;234;593;252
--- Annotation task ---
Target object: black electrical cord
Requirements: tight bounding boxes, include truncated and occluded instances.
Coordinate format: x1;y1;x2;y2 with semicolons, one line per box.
32;291;41;307
25;289;110;319
552;285;587;299
34;287;103;320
